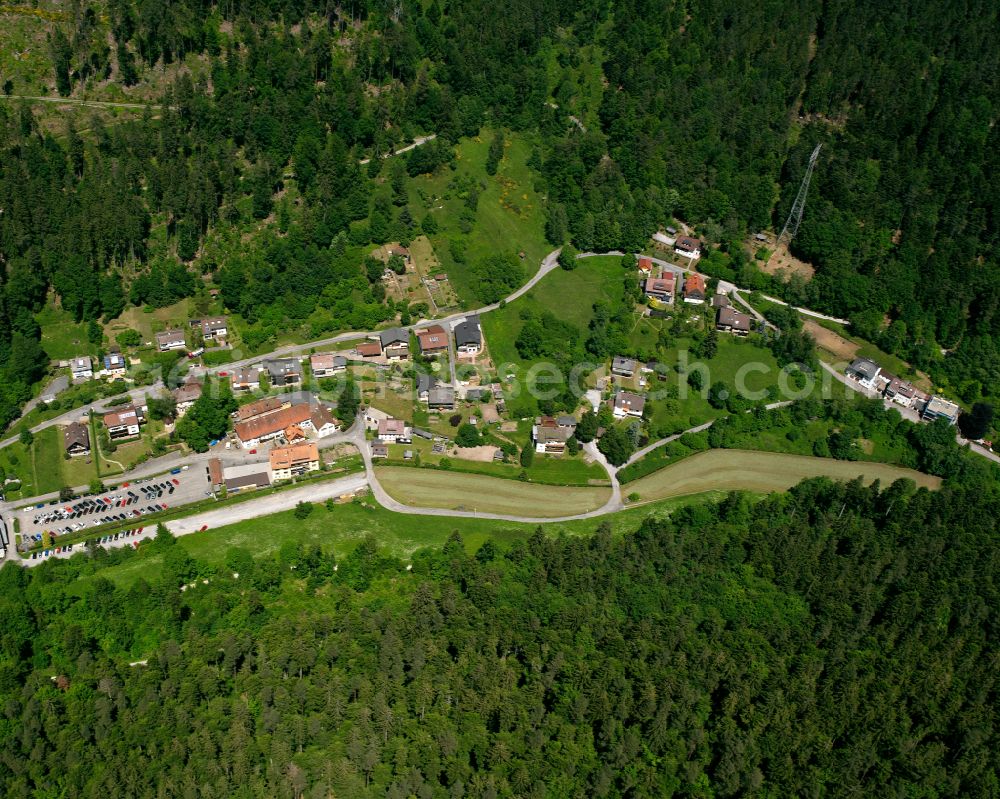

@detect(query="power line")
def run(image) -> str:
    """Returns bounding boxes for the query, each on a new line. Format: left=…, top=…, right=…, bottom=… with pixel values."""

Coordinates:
left=777, top=143, right=822, bottom=244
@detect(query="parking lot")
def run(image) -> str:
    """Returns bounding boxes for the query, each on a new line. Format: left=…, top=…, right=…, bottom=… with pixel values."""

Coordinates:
left=17, top=466, right=213, bottom=545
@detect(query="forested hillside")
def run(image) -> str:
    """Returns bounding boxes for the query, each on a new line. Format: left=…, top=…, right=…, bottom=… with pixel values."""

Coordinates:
left=1, top=478, right=998, bottom=796
left=1, top=0, right=998, bottom=406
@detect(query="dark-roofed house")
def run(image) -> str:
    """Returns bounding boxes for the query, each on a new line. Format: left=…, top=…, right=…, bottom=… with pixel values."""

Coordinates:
left=264, top=358, right=301, bottom=386
left=532, top=416, right=575, bottom=454
left=682, top=274, right=706, bottom=304
left=644, top=274, right=675, bottom=304
left=674, top=236, right=702, bottom=259
left=199, top=317, right=228, bottom=340
left=309, top=404, right=340, bottom=437
left=846, top=358, right=882, bottom=390
left=103, top=350, right=127, bottom=377
left=231, top=368, right=261, bottom=392
left=156, top=329, right=186, bottom=351
left=310, top=353, right=347, bottom=378
left=611, top=391, right=645, bottom=419
left=416, top=373, right=438, bottom=402
left=63, top=422, right=90, bottom=456
left=379, top=328, right=410, bottom=361
left=716, top=307, right=752, bottom=337
left=455, top=316, right=482, bottom=354
left=428, top=386, right=455, bottom=410
left=612, top=356, right=637, bottom=378
left=711, top=294, right=729, bottom=308
left=417, top=325, right=449, bottom=356
left=371, top=441, right=389, bottom=459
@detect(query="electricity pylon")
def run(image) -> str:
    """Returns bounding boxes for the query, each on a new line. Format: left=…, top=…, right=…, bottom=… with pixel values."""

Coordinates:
left=777, top=143, right=822, bottom=244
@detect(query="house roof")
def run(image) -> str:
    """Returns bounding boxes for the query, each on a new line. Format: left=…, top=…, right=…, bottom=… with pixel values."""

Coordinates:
left=644, top=275, right=675, bottom=294
left=417, top=325, right=448, bottom=352
left=638, top=257, right=653, bottom=272
left=234, top=403, right=311, bottom=442
left=310, top=403, right=339, bottom=431
left=711, top=294, right=729, bottom=307
left=454, top=317, right=481, bottom=347
left=232, top=368, right=260, bottom=385
left=235, top=396, right=285, bottom=422
left=310, top=353, right=345, bottom=371
left=886, top=377, right=916, bottom=398
left=225, top=472, right=271, bottom=490
left=556, top=415, right=577, bottom=427
left=676, top=235, right=701, bottom=252
left=848, top=358, right=881, bottom=380
left=683, top=273, right=706, bottom=296
left=270, top=442, right=319, bottom=470
left=63, top=422, right=89, bottom=451
left=417, top=373, right=438, bottom=393
left=265, top=358, right=300, bottom=377
left=207, top=458, right=223, bottom=487
left=534, top=416, right=573, bottom=444
left=612, top=356, right=637, bottom=372
left=156, top=329, right=185, bottom=345
left=357, top=341, right=382, bottom=357
left=378, top=418, right=407, bottom=435
left=428, top=387, right=455, bottom=406
left=371, top=441, right=389, bottom=456
left=284, top=424, right=307, bottom=442
left=103, top=405, right=140, bottom=428
left=924, top=396, right=960, bottom=419
left=71, top=356, right=92, bottom=371
left=200, top=316, right=227, bottom=333
left=379, top=328, right=409, bottom=347
left=613, top=391, right=645, bottom=414
left=717, top=306, right=752, bottom=331
left=173, top=381, right=202, bottom=404
left=104, top=352, right=126, bottom=368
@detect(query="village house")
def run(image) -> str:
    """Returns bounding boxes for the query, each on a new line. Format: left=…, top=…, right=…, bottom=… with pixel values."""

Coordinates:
left=716, top=306, right=752, bottom=336
left=222, top=463, right=271, bottom=493
left=387, top=244, right=411, bottom=263
left=231, top=367, right=261, bottom=392
left=532, top=415, right=576, bottom=455
left=198, top=316, right=228, bottom=340
left=173, top=380, right=203, bottom=417
left=207, top=458, right=224, bottom=492
left=846, top=358, right=882, bottom=390
left=309, top=404, right=340, bottom=437
left=63, top=422, right=90, bottom=457
left=269, top=442, right=320, bottom=481
left=428, top=386, right=456, bottom=410
left=70, top=356, right=93, bottom=381
left=264, top=358, right=301, bottom=386
left=103, top=350, right=127, bottom=377
left=637, top=257, right=653, bottom=276
left=310, top=353, right=347, bottom=378
left=884, top=377, right=918, bottom=408
left=370, top=441, right=389, bottom=459
left=234, top=402, right=314, bottom=447
left=379, top=328, right=410, bottom=361
left=378, top=418, right=410, bottom=443
left=103, top=404, right=144, bottom=440
left=612, top=356, right=637, bottom=378
left=674, top=236, right=702, bottom=259
left=454, top=316, right=482, bottom=354
left=612, top=391, right=645, bottom=419
left=235, top=395, right=289, bottom=423
left=356, top=341, right=382, bottom=359
left=155, top=329, right=186, bottom=352
left=644, top=274, right=675, bottom=304
left=682, top=273, right=706, bottom=304
left=711, top=293, right=729, bottom=308
left=417, top=324, right=449, bottom=356
left=922, top=396, right=960, bottom=425
left=416, top=373, right=438, bottom=402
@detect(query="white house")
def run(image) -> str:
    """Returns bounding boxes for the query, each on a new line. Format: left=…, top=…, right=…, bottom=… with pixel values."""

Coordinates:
left=846, top=358, right=882, bottom=391
left=612, top=391, right=645, bottom=419
left=70, top=356, right=93, bottom=381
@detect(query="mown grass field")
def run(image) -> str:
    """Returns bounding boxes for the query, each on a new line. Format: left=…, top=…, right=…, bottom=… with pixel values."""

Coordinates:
left=35, top=304, right=93, bottom=361
left=407, top=131, right=551, bottom=307
left=72, top=490, right=728, bottom=589
left=31, top=426, right=66, bottom=494
left=626, top=449, right=940, bottom=503
left=376, top=465, right=611, bottom=516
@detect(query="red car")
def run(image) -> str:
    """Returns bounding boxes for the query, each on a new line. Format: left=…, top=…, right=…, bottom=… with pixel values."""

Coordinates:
left=171, top=479, right=179, bottom=485
left=218, top=371, right=228, bottom=377
left=199, top=525, right=208, bottom=532
left=249, top=449, right=257, bottom=455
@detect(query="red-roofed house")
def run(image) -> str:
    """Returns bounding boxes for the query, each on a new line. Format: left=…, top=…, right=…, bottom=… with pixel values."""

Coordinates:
left=417, top=325, right=449, bottom=355
left=644, top=274, right=675, bottom=303
left=683, top=273, right=706, bottom=304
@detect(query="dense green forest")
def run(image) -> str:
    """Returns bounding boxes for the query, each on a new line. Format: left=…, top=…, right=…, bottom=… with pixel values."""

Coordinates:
left=0, top=477, right=997, bottom=796
left=1, top=0, right=999, bottom=424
